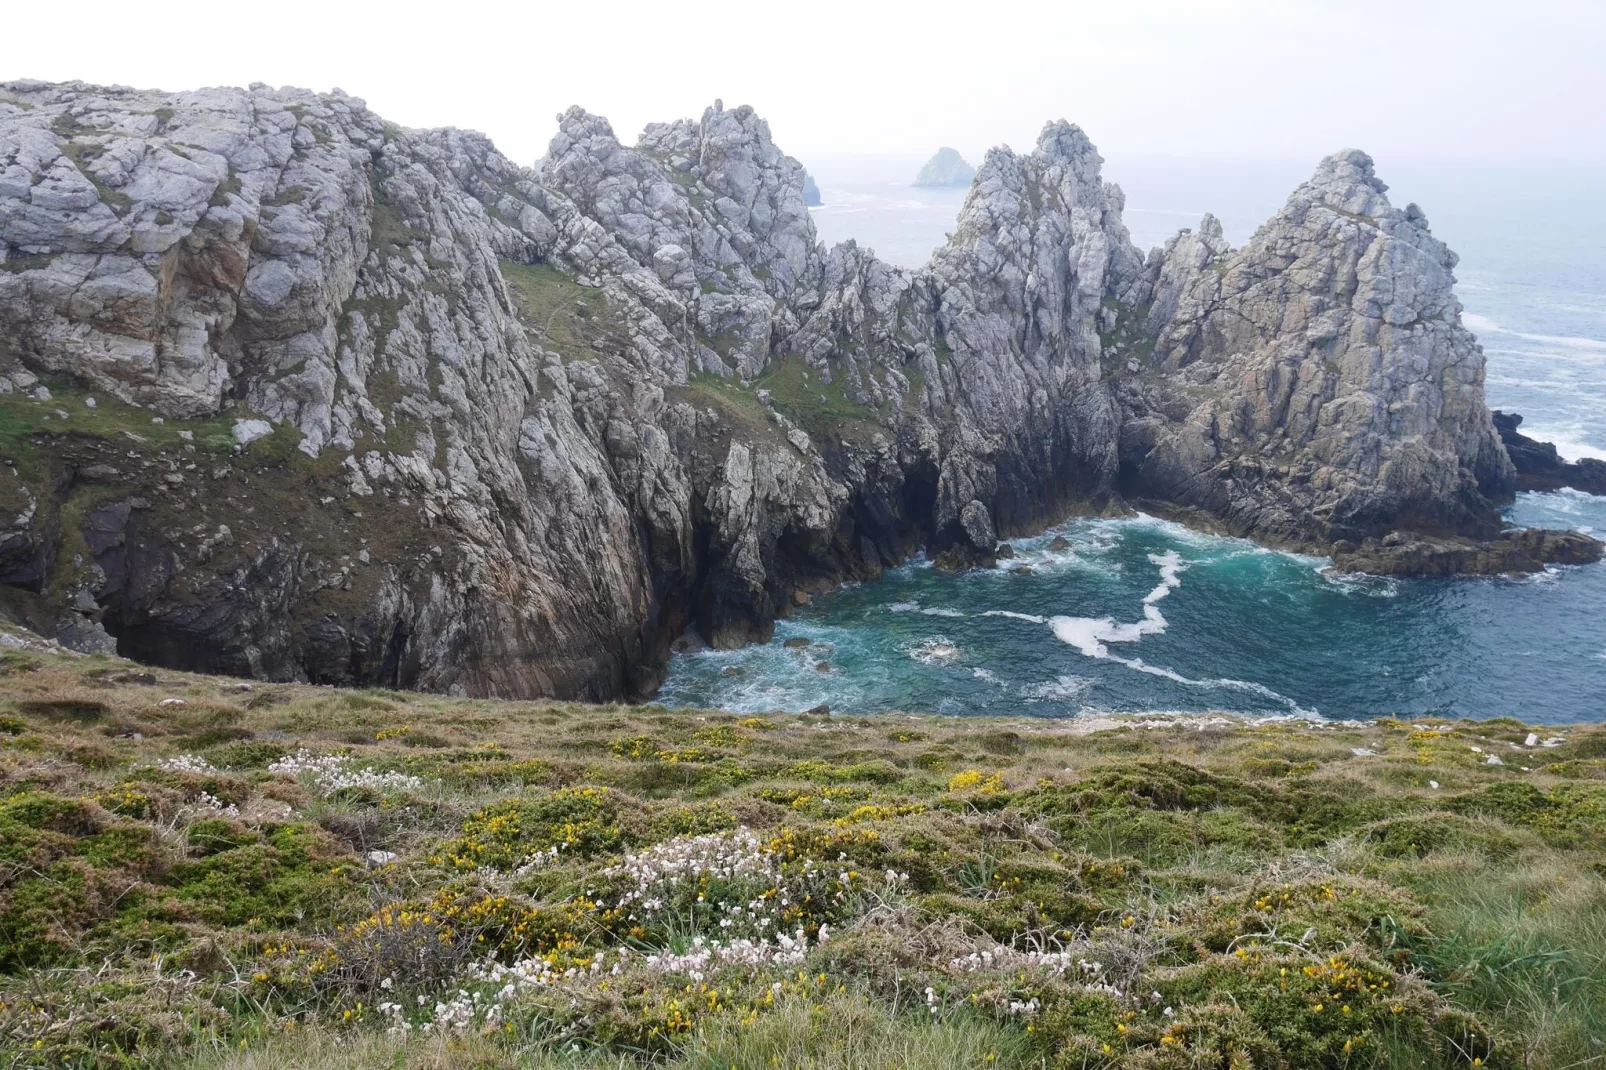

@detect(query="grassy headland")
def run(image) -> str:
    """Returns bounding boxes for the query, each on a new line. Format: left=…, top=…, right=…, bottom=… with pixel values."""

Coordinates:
left=0, top=625, right=1602, bottom=1068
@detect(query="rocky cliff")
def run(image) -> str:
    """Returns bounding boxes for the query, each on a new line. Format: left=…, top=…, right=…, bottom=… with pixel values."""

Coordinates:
left=0, top=80, right=1588, bottom=698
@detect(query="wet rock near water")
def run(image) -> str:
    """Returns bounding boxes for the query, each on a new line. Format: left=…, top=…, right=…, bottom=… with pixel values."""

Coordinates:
left=1332, top=528, right=1604, bottom=577
left=1492, top=412, right=1606, bottom=496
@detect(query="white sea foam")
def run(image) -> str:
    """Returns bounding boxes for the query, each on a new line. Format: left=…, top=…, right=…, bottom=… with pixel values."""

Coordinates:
left=982, top=610, right=1049, bottom=624
left=1019, top=675, right=1092, bottom=702
left=971, top=668, right=1005, bottom=686
left=1514, top=427, right=1606, bottom=462
left=1046, top=550, right=1185, bottom=657
left=1048, top=614, right=1163, bottom=658
left=1518, top=567, right=1563, bottom=587
left=887, top=601, right=920, bottom=613
left=1100, top=654, right=1312, bottom=713
left=1025, top=549, right=1316, bottom=714
left=907, top=637, right=961, bottom=665
left=1318, top=568, right=1400, bottom=598
left=1464, top=313, right=1606, bottom=354
left=921, top=607, right=966, bottom=618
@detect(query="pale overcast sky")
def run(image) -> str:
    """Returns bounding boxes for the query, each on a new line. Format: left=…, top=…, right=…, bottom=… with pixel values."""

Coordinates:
left=6, top=0, right=1603, bottom=168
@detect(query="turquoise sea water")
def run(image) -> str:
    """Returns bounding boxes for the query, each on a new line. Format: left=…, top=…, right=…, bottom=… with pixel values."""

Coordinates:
left=657, top=158, right=1606, bottom=723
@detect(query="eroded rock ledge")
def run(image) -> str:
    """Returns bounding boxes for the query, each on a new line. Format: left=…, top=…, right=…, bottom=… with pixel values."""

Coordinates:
left=1493, top=411, right=1606, bottom=496
left=0, top=80, right=1597, bottom=697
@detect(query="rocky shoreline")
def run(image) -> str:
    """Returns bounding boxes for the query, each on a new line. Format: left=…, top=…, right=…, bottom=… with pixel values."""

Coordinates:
left=1, top=80, right=1600, bottom=698
left=1493, top=410, right=1606, bottom=495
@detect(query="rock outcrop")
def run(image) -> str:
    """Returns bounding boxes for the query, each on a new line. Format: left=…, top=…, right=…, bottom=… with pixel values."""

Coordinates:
left=1492, top=411, right=1606, bottom=495
left=1332, top=528, right=1602, bottom=576
left=912, top=147, right=975, bottom=188
left=802, top=171, right=821, bottom=207
left=1116, top=150, right=1519, bottom=547
left=0, top=79, right=1592, bottom=697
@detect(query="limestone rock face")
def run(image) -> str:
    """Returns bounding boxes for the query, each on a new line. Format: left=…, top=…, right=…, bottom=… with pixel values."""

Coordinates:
left=0, top=81, right=1561, bottom=697
left=923, top=123, right=1145, bottom=541
left=0, top=80, right=671, bottom=696
left=913, top=147, right=975, bottom=188
left=538, top=101, right=820, bottom=379
left=1118, top=150, right=1517, bottom=547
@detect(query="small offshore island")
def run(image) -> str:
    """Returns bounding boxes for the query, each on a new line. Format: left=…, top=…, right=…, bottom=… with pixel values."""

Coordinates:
left=913, top=146, right=977, bottom=187
left=0, top=626, right=1601, bottom=1067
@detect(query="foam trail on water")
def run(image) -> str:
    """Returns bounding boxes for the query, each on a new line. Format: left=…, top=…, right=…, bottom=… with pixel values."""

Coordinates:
left=1104, top=654, right=1313, bottom=714
left=1019, top=549, right=1315, bottom=713
left=1144, top=550, right=1186, bottom=604
left=1048, top=551, right=1184, bottom=656
left=983, top=610, right=1049, bottom=624
left=1019, top=675, right=1092, bottom=701
left=1464, top=313, right=1606, bottom=354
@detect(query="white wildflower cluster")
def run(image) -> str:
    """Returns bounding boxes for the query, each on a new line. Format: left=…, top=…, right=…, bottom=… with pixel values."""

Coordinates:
left=267, top=749, right=423, bottom=796
left=378, top=829, right=862, bottom=1038
left=1007, top=997, right=1042, bottom=1017
left=606, top=827, right=777, bottom=908
left=194, top=791, right=240, bottom=818
left=599, top=827, right=831, bottom=941
left=948, top=947, right=1123, bottom=998
left=948, top=946, right=1099, bottom=977
left=158, top=754, right=217, bottom=775
left=640, top=926, right=826, bottom=982
left=378, top=952, right=616, bottom=1036
left=470, top=845, right=564, bottom=884
left=514, top=844, right=563, bottom=876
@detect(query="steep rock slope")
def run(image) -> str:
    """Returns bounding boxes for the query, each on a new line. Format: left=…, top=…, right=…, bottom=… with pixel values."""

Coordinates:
left=0, top=80, right=1575, bottom=697
left=1117, top=151, right=1515, bottom=546
left=0, top=82, right=678, bottom=696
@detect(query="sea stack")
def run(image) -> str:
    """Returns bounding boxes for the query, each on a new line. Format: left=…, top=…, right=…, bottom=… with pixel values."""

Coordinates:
left=913, top=147, right=975, bottom=187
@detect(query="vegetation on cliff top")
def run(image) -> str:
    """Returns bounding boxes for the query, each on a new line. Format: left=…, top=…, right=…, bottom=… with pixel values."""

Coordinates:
left=0, top=625, right=1602, bottom=1068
